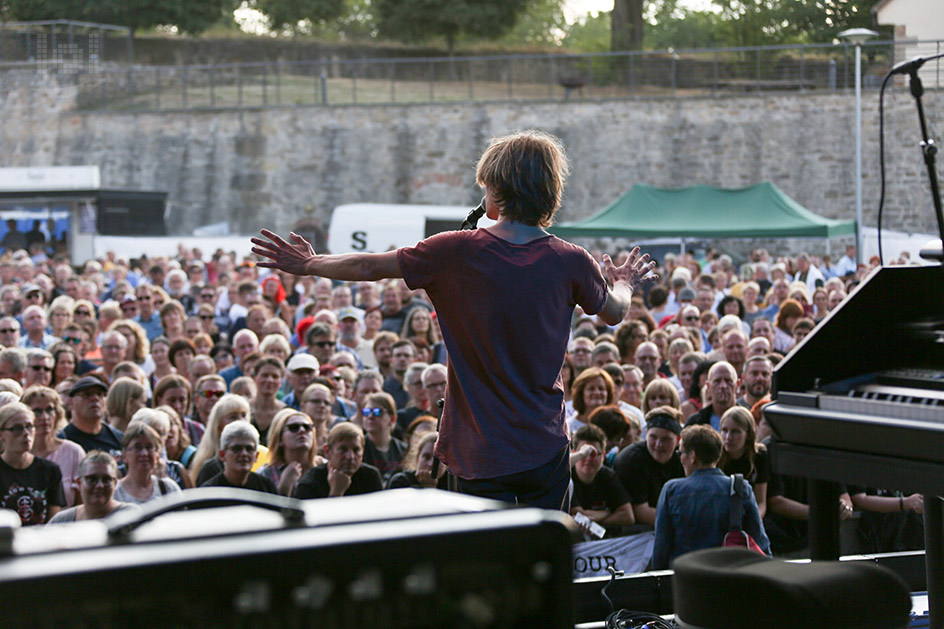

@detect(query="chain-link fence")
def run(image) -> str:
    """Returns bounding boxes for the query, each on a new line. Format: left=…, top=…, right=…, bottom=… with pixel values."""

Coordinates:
left=61, top=37, right=944, bottom=111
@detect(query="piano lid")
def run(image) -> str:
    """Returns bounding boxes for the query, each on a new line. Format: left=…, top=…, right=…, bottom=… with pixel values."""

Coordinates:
left=772, top=264, right=944, bottom=396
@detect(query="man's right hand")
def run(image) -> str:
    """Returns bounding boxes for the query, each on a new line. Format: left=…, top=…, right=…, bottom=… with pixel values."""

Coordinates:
left=327, top=465, right=352, bottom=497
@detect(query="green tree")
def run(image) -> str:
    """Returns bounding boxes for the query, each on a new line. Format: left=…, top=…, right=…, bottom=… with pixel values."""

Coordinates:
left=611, top=0, right=644, bottom=50
left=374, top=0, right=530, bottom=54
left=644, top=0, right=726, bottom=50
left=255, top=0, right=346, bottom=35
left=561, top=11, right=611, bottom=53
left=4, top=0, right=234, bottom=35
left=500, top=0, right=567, bottom=47
left=779, top=0, right=879, bottom=43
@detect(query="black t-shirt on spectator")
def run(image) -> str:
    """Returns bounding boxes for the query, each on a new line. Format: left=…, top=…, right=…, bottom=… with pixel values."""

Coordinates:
left=294, top=463, right=383, bottom=499
left=363, top=437, right=407, bottom=484
left=572, top=466, right=630, bottom=537
left=60, top=422, right=123, bottom=459
left=613, top=441, right=684, bottom=509
left=200, top=471, right=278, bottom=495
left=0, top=456, right=65, bottom=525
left=196, top=456, right=223, bottom=486
left=721, top=447, right=770, bottom=487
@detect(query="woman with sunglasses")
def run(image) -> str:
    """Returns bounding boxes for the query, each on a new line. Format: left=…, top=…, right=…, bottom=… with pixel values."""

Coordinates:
left=0, top=402, right=65, bottom=524
left=47, top=451, right=139, bottom=523
left=258, top=408, right=323, bottom=496
left=23, top=386, right=83, bottom=508
left=359, top=392, right=407, bottom=485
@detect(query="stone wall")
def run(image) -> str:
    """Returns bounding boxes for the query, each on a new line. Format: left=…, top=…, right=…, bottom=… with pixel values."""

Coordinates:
left=1, top=70, right=941, bottom=257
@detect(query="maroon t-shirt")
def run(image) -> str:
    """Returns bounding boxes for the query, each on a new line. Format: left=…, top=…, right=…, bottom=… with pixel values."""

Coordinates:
left=398, top=229, right=607, bottom=479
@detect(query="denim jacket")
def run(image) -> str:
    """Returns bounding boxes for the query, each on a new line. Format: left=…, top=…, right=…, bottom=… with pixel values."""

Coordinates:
left=652, top=467, right=771, bottom=570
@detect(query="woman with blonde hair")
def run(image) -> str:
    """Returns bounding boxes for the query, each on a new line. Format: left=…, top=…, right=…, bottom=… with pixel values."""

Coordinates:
left=159, top=300, right=186, bottom=341
left=109, top=319, right=153, bottom=375
left=641, top=379, right=681, bottom=415
left=131, top=407, right=194, bottom=489
left=0, top=402, right=65, bottom=524
left=105, top=377, right=147, bottom=433
left=718, top=405, right=769, bottom=517
left=257, top=408, right=321, bottom=496
left=23, top=385, right=85, bottom=507
left=387, top=431, right=444, bottom=489
left=47, top=296, right=74, bottom=339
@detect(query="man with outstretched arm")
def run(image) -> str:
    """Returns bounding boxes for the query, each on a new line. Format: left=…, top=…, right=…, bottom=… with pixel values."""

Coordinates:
left=253, top=130, right=655, bottom=510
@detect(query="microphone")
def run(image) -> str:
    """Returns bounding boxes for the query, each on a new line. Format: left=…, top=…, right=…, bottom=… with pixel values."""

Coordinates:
left=460, top=197, right=487, bottom=230
left=890, top=56, right=927, bottom=76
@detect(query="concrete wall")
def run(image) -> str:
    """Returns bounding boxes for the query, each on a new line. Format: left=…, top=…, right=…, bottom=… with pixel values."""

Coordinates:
left=1, top=70, right=941, bottom=255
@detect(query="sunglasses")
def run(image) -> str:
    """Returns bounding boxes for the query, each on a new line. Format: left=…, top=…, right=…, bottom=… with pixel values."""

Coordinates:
left=199, top=315, right=214, bottom=320
left=82, top=474, right=116, bottom=487
left=62, top=337, right=82, bottom=345
left=361, top=407, right=385, bottom=417
left=2, top=423, right=34, bottom=434
left=285, top=423, right=314, bottom=434
left=75, top=310, right=91, bottom=316
left=312, top=341, right=336, bottom=348
left=198, top=389, right=225, bottom=399
left=226, top=444, right=256, bottom=454
left=30, top=365, right=52, bottom=372
left=0, top=328, right=17, bottom=334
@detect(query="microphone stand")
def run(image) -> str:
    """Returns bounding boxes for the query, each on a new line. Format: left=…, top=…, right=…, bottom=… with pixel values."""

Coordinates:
left=905, top=67, right=944, bottom=260
left=428, top=197, right=486, bottom=485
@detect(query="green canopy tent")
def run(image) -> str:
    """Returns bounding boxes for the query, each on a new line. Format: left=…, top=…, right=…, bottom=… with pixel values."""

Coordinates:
left=550, top=182, right=856, bottom=241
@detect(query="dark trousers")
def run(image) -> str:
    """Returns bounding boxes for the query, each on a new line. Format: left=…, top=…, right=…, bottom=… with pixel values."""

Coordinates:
left=454, top=447, right=571, bottom=511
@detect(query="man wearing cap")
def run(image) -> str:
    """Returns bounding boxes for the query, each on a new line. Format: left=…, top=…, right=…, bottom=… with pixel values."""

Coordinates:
left=18, top=283, right=45, bottom=313
left=60, top=376, right=123, bottom=458
left=336, top=306, right=374, bottom=369
left=281, top=353, right=320, bottom=410
left=18, top=305, right=58, bottom=350
left=614, top=406, right=685, bottom=528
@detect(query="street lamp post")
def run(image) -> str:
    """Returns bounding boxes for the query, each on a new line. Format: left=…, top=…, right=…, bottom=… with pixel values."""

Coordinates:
left=838, top=28, right=879, bottom=265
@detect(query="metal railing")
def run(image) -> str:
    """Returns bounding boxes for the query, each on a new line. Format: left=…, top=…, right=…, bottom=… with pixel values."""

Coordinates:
left=58, top=38, right=944, bottom=111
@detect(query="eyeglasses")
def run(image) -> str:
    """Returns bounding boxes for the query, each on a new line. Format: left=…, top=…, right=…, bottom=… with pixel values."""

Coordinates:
left=198, top=389, right=225, bottom=399
left=127, top=443, right=157, bottom=453
left=75, top=310, right=91, bottom=316
left=200, top=294, right=215, bottom=300
left=226, top=444, right=256, bottom=454
left=361, top=407, right=385, bottom=417
left=102, top=344, right=125, bottom=351
left=312, top=341, right=336, bottom=348
left=425, top=380, right=447, bottom=389
left=571, top=348, right=591, bottom=355
left=0, top=328, right=17, bottom=334
left=285, top=423, right=314, bottom=434
left=81, top=474, right=116, bottom=487
left=63, top=337, right=83, bottom=345
left=2, top=423, right=35, bottom=434
left=683, top=316, right=699, bottom=322
left=304, top=398, right=331, bottom=406
left=30, top=365, right=52, bottom=372
left=199, top=315, right=214, bottom=320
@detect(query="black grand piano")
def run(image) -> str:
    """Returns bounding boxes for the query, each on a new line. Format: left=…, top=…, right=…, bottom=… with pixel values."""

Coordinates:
left=764, top=263, right=944, bottom=628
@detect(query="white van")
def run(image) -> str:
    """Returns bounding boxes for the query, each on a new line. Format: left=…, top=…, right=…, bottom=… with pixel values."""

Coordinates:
left=327, top=203, right=495, bottom=254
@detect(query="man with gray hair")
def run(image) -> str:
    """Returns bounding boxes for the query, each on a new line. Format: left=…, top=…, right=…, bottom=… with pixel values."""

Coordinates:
left=421, top=363, right=448, bottom=421
left=0, top=315, right=20, bottom=348
left=0, top=347, right=26, bottom=382
left=591, top=341, right=620, bottom=368
left=396, top=362, right=431, bottom=433
left=19, top=305, right=57, bottom=350
left=24, top=348, right=53, bottom=388
left=99, top=330, right=128, bottom=382
left=200, top=420, right=277, bottom=494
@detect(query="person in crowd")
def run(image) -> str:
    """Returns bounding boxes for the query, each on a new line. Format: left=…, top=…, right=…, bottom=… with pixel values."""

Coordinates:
left=48, top=451, right=139, bottom=523
left=131, top=407, right=194, bottom=489
left=614, top=320, right=650, bottom=366
left=114, top=422, right=182, bottom=504
left=250, top=356, right=286, bottom=445
left=23, top=385, right=84, bottom=507
left=191, top=393, right=267, bottom=485
left=23, top=349, right=54, bottom=389
left=0, top=402, right=65, bottom=524
left=259, top=333, right=290, bottom=365
left=200, top=421, right=277, bottom=494
left=664, top=338, right=694, bottom=395
left=641, top=379, right=681, bottom=416
left=652, top=424, right=770, bottom=569
left=567, top=367, right=616, bottom=436
left=219, top=329, right=259, bottom=388
left=148, top=336, right=175, bottom=389
left=720, top=329, right=748, bottom=376
left=634, top=341, right=663, bottom=389
left=560, top=356, right=575, bottom=404
left=387, top=430, right=446, bottom=489
left=395, top=362, right=431, bottom=434
left=61, top=376, right=123, bottom=458
left=110, top=319, right=153, bottom=376
left=300, top=383, right=340, bottom=451
left=589, top=405, right=638, bottom=467
left=620, top=364, right=645, bottom=410
left=133, top=284, right=163, bottom=341
left=257, top=408, right=321, bottom=496
left=165, top=407, right=198, bottom=471
left=718, top=406, right=770, bottom=517
left=191, top=374, right=226, bottom=428
left=568, top=336, right=594, bottom=375
left=570, top=424, right=634, bottom=537
left=159, top=301, right=187, bottom=342
left=685, top=361, right=738, bottom=431
left=381, top=339, right=416, bottom=410
left=168, top=338, right=196, bottom=378
left=19, top=305, right=58, bottom=350
left=294, top=422, right=383, bottom=499
left=253, top=130, right=655, bottom=510
left=614, top=406, right=685, bottom=527
left=773, top=298, right=804, bottom=353
left=153, top=374, right=204, bottom=447
left=360, top=391, right=407, bottom=484
left=104, top=377, right=147, bottom=433
left=737, top=356, right=773, bottom=409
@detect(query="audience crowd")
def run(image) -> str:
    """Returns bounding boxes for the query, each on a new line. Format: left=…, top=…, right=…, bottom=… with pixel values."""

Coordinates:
left=0, top=239, right=924, bottom=567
